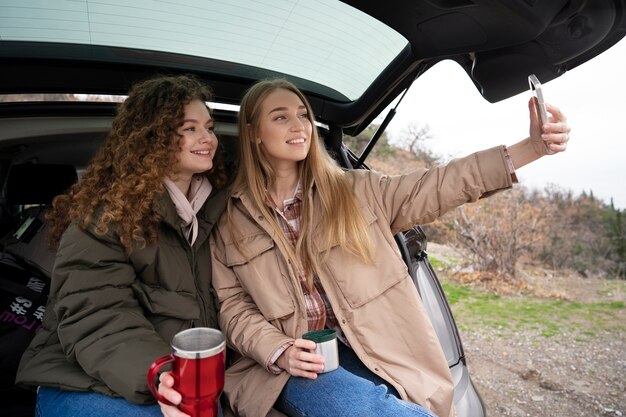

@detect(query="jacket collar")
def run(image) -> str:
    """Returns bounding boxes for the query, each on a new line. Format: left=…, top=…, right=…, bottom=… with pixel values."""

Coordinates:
left=155, top=186, right=229, bottom=244
left=154, top=192, right=183, bottom=230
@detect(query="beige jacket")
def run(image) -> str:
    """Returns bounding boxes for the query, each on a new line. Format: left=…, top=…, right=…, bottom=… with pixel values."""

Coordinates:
left=211, top=146, right=513, bottom=417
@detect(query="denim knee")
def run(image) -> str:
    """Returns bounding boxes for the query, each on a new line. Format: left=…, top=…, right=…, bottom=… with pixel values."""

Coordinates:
left=276, top=366, right=437, bottom=417
left=36, top=387, right=163, bottom=417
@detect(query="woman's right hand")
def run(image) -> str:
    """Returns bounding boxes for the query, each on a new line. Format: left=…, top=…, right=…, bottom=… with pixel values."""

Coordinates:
left=276, top=338, right=325, bottom=379
left=157, top=371, right=190, bottom=417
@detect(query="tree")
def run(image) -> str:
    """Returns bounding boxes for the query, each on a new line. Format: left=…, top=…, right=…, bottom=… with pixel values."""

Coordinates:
left=540, top=187, right=614, bottom=276
left=343, top=124, right=395, bottom=160
left=452, top=187, right=550, bottom=279
left=393, top=122, right=440, bottom=167
left=605, top=201, right=626, bottom=277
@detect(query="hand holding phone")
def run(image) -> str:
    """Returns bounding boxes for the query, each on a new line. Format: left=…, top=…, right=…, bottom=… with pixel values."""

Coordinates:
left=528, top=74, right=555, bottom=155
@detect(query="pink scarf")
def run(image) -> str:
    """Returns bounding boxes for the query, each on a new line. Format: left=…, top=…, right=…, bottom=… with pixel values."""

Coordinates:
left=163, top=176, right=212, bottom=245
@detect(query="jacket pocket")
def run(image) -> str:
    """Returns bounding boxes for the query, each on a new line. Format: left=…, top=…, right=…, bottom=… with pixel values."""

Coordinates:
left=223, top=233, right=295, bottom=321
left=326, top=257, right=406, bottom=309
left=322, top=205, right=408, bottom=309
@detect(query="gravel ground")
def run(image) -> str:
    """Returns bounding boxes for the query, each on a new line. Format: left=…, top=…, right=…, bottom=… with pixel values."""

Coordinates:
left=461, top=328, right=624, bottom=417
left=427, top=243, right=625, bottom=417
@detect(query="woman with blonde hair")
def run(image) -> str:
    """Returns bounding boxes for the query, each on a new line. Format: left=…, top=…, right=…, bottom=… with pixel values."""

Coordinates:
left=16, top=74, right=229, bottom=417
left=159, top=78, right=570, bottom=417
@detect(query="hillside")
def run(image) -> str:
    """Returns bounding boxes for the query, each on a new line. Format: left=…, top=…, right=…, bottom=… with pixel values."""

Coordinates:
left=363, top=142, right=625, bottom=281
left=365, top=147, right=429, bottom=175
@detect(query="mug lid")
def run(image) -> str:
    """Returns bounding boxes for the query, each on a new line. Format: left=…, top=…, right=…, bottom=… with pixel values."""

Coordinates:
left=171, top=327, right=225, bottom=359
left=302, top=329, right=337, bottom=343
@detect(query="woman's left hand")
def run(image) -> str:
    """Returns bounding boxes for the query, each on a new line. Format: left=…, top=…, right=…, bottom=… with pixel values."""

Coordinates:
left=276, top=338, right=325, bottom=378
left=157, top=371, right=191, bottom=417
left=529, top=99, right=571, bottom=155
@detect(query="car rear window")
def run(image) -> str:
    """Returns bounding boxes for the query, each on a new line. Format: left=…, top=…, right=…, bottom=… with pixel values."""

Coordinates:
left=0, top=0, right=408, bottom=101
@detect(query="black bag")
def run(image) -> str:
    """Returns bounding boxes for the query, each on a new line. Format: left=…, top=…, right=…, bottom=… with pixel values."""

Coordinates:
left=0, top=251, right=50, bottom=417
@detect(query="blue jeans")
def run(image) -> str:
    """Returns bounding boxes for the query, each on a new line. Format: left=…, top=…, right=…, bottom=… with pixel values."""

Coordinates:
left=36, top=386, right=225, bottom=417
left=36, top=387, right=163, bottom=417
left=275, top=342, right=439, bottom=417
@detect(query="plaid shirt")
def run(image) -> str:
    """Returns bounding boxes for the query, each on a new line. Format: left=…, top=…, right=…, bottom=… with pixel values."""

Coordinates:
left=270, top=182, right=340, bottom=332
left=266, top=183, right=346, bottom=372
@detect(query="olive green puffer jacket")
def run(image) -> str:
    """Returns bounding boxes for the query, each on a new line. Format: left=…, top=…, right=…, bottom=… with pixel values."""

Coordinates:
left=16, top=188, right=228, bottom=404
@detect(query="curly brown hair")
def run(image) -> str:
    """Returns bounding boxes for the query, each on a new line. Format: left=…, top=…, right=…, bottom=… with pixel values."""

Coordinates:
left=47, top=74, right=228, bottom=252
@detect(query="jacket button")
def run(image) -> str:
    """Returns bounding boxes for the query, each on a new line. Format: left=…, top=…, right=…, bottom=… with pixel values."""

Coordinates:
left=375, top=367, right=380, bottom=372
left=342, top=319, right=346, bottom=324
left=258, top=215, right=264, bottom=221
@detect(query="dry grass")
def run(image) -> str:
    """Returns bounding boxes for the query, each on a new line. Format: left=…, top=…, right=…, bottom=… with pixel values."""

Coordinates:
left=428, top=243, right=625, bottom=303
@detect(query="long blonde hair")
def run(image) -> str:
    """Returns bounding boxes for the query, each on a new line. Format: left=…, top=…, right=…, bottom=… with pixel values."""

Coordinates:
left=227, top=79, right=372, bottom=286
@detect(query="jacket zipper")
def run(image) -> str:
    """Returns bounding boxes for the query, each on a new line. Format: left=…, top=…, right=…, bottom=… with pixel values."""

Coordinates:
left=182, top=225, right=205, bottom=327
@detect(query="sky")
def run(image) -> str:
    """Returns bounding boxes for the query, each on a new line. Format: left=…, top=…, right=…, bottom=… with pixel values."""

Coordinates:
left=384, top=38, right=626, bottom=209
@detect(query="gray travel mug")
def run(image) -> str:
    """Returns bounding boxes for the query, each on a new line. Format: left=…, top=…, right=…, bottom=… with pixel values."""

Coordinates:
left=302, top=329, right=339, bottom=373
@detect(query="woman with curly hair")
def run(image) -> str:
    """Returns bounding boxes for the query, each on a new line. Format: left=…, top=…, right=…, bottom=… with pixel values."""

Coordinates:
left=16, top=74, right=229, bottom=417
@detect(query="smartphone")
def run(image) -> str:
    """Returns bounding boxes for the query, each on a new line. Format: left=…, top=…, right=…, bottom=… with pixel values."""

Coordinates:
left=528, top=74, right=555, bottom=154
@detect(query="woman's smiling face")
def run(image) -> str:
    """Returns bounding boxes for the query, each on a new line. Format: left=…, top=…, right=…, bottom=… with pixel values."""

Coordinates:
left=256, top=88, right=312, bottom=170
left=175, top=99, right=218, bottom=179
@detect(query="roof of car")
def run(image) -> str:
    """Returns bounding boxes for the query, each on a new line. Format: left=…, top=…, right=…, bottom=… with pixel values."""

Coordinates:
left=1, top=0, right=624, bottom=133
